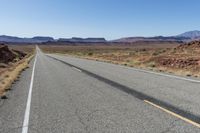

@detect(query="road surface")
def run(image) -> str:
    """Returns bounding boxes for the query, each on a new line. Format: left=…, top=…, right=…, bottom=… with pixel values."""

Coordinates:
left=0, top=46, right=200, bottom=133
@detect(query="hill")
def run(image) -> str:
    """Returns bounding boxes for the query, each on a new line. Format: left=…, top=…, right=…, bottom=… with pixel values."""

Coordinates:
left=113, top=30, right=200, bottom=43
left=177, top=30, right=200, bottom=39
left=112, top=36, right=189, bottom=43
left=0, top=44, right=26, bottom=64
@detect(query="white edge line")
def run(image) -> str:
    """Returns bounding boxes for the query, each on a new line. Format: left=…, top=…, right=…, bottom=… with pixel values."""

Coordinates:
left=47, top=54, right=200, bottom=83
left=22, top=54, right=37, bottom=133
left=128, top=67, right=200, bottom=83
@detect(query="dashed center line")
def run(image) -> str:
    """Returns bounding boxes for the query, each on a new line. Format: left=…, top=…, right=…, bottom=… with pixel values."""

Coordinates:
left=72, top=67, right=82, bottom=72
left=47, top=54, right=200, bottom=129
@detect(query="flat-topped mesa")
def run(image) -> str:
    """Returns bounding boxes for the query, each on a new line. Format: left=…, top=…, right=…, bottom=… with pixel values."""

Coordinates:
left=32, top=36, right=54, bottom=42
left=58, top=37, right=107, bottom=43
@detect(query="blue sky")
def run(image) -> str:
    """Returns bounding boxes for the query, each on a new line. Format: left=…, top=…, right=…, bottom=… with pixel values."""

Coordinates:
left=0, top=0, right=199, bottom=40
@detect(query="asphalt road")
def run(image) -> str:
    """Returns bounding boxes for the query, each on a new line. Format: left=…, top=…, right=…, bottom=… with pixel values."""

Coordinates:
left=1, top=47, right=200, bottom=133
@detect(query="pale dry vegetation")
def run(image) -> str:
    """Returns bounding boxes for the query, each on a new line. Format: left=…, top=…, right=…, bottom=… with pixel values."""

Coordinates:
left=0, top=44, right=35, bottom=97
left=0, top=55, right=34, bottom=97
left=39, top=41, right=200, bottom=78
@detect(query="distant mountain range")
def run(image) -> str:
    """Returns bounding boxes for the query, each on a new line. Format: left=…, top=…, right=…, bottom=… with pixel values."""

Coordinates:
left=177, top=30, right=200, bottom=39
left=0, top=35, right=54, bottom=43
left=113, top=30, right=200, bottom=43
left=0, top=35, right=106, bottom=43
left=112, top=36, right=190, bottom=43
left=0, top=30, right=200, bottom=43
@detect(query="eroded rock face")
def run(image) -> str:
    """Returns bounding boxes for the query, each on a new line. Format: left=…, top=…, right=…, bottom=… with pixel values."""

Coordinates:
left=0, top=43, right=26, bottom=64
left=0, top=44, right=16, bottom=63
left=158, top=58, right=199, bottom=68
left=178, top=41, right=200, bottom=49
left=151, top=41, right=200, bottom=69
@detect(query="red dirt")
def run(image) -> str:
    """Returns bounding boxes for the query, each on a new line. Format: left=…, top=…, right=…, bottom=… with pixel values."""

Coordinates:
left=177, top=41, right=200, bottom=49
left=153, top=41, right=200, bottom=70
left=155, top=57, right=199, bottom=68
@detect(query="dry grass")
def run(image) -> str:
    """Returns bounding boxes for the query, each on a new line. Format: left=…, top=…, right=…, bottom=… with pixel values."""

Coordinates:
left=0, top=54, right=34, bottom=97
left=8, top=45, right=35, bottom=54
left=39, top=42, right=200, bottom=78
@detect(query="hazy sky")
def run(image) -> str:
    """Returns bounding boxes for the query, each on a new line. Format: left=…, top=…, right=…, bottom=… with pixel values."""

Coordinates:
left=0, top=0, right=199, bottom=40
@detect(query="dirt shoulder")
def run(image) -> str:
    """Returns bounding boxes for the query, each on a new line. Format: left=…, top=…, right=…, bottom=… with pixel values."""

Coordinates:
left=0, top=44, right=35, bottom=98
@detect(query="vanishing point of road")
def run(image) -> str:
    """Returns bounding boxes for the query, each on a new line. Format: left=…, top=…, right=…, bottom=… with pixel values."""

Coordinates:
left=1, top=46, right=200, bottom=133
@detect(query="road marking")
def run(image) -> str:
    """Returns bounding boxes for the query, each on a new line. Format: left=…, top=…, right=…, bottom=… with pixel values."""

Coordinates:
left=47, top=54, right=200, bottom=128
left=72, top=67, right=82, bottom=72
left=144, top=100, right=200, bottom=128
left=22, top=54, right=37, bottom=133
left=48, top=54, right=200, bottom=83
left=124, top=67, right=200, bottom=83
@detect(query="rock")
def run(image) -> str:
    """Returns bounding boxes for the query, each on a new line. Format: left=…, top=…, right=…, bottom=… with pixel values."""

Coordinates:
left=0, top=44, right=26, bottom=64
left=1, top=94, right=7, bottom=99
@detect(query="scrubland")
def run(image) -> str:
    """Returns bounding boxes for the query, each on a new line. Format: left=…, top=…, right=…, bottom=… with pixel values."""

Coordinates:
left=40, top=41, right=200, bottom=78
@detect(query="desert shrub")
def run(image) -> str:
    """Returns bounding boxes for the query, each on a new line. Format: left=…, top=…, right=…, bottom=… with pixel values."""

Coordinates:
left=186, top=74, right=192, bottom=77
left=147, top=62, right=156, bottom=68
left=129, top=52, right=136, bottom=56
left=141, top=48, right=147, bottom=52
left=153, top=49, right=166, bottom=56
left=88, top=52, right=93, bottom=56
left=161, top=49, right=166, bottom=53
left=153, top=52, right=159, bottom=56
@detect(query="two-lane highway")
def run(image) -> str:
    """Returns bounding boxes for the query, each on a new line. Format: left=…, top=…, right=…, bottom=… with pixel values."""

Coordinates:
left=0, top=47, right=200, bottom=133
